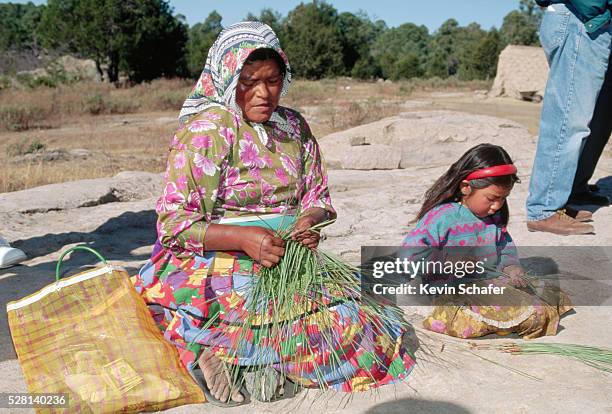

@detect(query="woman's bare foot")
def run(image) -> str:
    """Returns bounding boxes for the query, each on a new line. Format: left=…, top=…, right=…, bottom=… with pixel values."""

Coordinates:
left=198, top=349, right=244, bottom=403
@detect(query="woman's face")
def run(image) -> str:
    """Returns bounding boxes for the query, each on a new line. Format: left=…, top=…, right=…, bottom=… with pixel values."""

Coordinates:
left=235, top=58, right=283, bottom=123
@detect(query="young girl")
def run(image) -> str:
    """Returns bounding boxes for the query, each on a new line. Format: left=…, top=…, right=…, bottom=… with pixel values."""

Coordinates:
left=402, top=143, right=572, bottom=339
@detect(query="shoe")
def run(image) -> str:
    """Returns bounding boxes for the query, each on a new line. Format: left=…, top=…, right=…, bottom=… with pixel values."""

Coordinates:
left=568, top=191, right=610, bottom=206
left=190, top=366, right=248, bottom=407
left=527, top=211, right=594, bottom=235
left=0, top=246, right=27, bottom=268
left=560, top=206, right=592, bottom=222
left=588, top=184, right=600, bottom=193
left=242, top=366, right=300, bottom=402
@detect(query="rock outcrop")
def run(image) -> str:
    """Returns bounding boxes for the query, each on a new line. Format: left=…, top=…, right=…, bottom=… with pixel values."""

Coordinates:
left=490, top=45, right=548, bottom=101
left=320, top=110, right=534, bottom=170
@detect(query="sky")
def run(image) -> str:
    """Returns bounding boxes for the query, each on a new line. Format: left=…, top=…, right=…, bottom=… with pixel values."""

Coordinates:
left=2, top=0, right=522, bottom=32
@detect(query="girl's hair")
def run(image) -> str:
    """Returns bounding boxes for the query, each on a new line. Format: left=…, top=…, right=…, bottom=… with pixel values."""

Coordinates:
left=244, top=48, right=287, bottom=76
left=416, top=143, right=519, bottom=225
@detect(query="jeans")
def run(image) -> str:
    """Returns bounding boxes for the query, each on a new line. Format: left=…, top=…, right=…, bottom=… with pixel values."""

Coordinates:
left=526, top=3, right=612, bottom=221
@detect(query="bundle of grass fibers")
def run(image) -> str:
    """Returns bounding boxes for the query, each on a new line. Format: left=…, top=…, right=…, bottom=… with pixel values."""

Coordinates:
left=217, top=218, right=407, bottom=400
left=474, top=342, right=612, bottom=374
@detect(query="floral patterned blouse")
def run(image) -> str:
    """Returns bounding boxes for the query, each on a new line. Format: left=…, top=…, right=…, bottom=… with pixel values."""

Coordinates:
left=155, top=104, right=335, bottom=258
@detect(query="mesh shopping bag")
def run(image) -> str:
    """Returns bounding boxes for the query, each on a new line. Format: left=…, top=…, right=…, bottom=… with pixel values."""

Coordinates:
left=7, top=245, right=205, bottom=413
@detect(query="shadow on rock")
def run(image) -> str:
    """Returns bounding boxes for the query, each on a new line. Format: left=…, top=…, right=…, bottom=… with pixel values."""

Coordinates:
left=595, top=176, right=612, bottom=200
left=10, top=210, right=157, bottom=261
left=365, top=398, right=471, bottom=414
left=0, top=209, right=158, bottom=362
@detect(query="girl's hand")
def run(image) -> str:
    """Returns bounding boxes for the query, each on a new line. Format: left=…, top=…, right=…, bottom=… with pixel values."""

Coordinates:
left=240, top=226, right=285, bottom=268
left=503, top=264, right=527, bottom=287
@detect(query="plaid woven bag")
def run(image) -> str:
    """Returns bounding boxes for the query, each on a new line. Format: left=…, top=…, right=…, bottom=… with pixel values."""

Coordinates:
left=7, top=246, right=205, bottom=413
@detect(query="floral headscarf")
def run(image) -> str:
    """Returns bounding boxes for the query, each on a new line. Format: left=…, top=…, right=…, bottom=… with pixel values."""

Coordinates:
left=179, top=21, right=292, bottom=133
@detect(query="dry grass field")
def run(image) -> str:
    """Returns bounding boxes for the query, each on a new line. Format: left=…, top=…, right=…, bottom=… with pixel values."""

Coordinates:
left=0, top=77, right=544, bottom=194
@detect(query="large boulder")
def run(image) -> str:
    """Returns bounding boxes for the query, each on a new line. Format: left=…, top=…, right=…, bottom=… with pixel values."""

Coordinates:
left=490, top=45, right=549, bottom=101
left=0, top=171, right=162, bottom=214
left=320, top=110, right=534, bottom=170
left=329, top=144, right=401, bottom=170
left=15, top=55, right=101, bottom=83
left=51, top=55, right=101, bottom=81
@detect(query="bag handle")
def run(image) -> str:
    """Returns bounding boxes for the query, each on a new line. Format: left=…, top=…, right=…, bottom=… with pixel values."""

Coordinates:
left=55, top=245, right=108, bottom=281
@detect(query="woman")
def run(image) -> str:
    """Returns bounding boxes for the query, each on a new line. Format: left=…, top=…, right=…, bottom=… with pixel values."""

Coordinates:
left=134, top=22, right=415, bottom=405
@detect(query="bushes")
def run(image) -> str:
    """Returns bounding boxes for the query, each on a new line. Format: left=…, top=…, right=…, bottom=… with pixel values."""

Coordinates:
left=6, top=139, right=45, bottom=156
left=12, top=66, right=84, bottom=89
left=0, top=76, right=11, bottom=90
left=0, top=78, right=192, bottom=130
left=392, top=53, right=423, bottom=80
left=83, top=92, right=138, bottom=115
left=0, top=105, right=45, bottom=131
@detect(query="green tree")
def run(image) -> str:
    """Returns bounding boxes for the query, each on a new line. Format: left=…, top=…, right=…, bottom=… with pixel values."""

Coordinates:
left=351, top=54, right=381, bottom=79
left=39, top=0, right=188, bottom=83
left=475, top=29, right=502, bottom=80
left=501, top=11, right=539, bottom=46
left=426, top=49, right=449, bottom=78
left=282, top=1, right=344, bottom=79
left=393, top=53, right=421, bottom=80
left=426, top=18, right=460, bottom=78
left=336, top=11, right=385, bottom=77
left=462, top=28, right=502, bottom=80
left=500, top=0, right=542, bottom=46
left=187, top=11, right=223, bottom=77
left=519, top=0, right=544, bottom=21
left=245, top=8, right=285, bottom=43
left=427, top=19, right=501, bottom=80
left=372, top=22, right=430, bottom=79
left=0, top=2, right=45, bottom=51
left=455, top=22, right=488, bottom=80
left=120, top=1, right=189, bottom=82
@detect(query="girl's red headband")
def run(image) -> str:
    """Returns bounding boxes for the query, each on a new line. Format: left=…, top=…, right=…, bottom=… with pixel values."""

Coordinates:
left=465, top=164, right=517, bottom=181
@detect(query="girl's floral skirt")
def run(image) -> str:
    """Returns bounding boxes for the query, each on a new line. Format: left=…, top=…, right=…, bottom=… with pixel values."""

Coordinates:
left=423, top=278, right=573, bottom=340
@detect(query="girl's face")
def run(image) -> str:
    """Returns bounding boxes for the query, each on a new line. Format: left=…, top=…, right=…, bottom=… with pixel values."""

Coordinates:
left=460, top=182, right=512, bottom=218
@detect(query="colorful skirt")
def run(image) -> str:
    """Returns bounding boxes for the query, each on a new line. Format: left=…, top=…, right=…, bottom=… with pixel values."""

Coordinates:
left=133, top=215, right=415, bottom=392
left=423, top=278, right=573, bottom=339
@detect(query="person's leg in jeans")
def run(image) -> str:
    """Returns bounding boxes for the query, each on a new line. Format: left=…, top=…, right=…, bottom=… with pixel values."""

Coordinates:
left=570, top=52, right=612, bottom=201
left=526, top=4, right=612, bottom=229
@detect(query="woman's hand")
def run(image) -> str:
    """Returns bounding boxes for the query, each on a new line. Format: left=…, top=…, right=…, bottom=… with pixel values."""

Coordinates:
left=239, top=226, right=285, bottom=268
left=204, top=224, right=285, bottom=268
left=291, top=214, right=321, bottom=250
left=503, top=264, right=527, bottom=287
